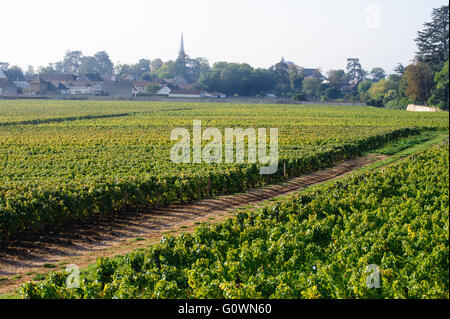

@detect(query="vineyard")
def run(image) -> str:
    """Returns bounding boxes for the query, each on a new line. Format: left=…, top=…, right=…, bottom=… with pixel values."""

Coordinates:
left=19, top=144, right=449, bottom=298
left=0, top=100, right=448, bottom=247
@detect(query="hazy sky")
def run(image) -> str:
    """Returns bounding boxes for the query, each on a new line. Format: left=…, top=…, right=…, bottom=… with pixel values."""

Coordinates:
left=1, top=0, right=447, bottom=73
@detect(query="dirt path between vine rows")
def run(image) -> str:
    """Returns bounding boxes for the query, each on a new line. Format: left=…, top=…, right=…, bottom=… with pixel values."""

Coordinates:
left=0, top=154, right=385, bottom=296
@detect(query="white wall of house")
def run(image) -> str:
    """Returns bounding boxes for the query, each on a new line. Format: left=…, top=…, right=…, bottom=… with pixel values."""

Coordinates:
left=168, top=93, right=202, bottom=98
left=68, top=84, right=102, bottom=95
left=157, top=86, right=171, bottom=95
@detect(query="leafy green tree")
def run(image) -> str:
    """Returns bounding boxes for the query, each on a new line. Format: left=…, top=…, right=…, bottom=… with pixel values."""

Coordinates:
left=116, top=59, right=151, bottom=80
left=327, top=70, right=348, bottom=89
left=140, top=72, right=155, bottom=81
left=62, top=50, right=83, bottom=74
left=368, top=79, right=397, bottom=101
left=220, top=63, right=254, bottom=96
left=428, top=60, right=449, bottom=110
left=251, top=68, right=274, bottom=95
left=404, top=62, right=435, bottom=104
left=369, top=67, right=386, bottom=82
left=323, top=87, right=342, bottom=100
left=358, top=80, right=372, bottom=94
left=269, top=61, right=290, bottom=95
left=415, top=5, right=449, bottom=71
left=388, top=74, right=401, bottom=84
left=357, top=80, right=372, bottom=102
left=288, top=66, right=305, bottom=92
left=292, top=93, right=306, bottom=101
left=150, top=59, right=163, bottom=72
left=155, top=61, right=175, bottom=79
left=302, top=77, right=320, bottom=98
left=146, top=84, right=161, bottom=95
left=198, top=62, right=225, bottom=91
left=134, top=59, right=151, bottom=77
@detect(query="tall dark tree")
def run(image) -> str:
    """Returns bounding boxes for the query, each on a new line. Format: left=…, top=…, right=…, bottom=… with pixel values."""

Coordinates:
left=394, top=63, right=406, bottom=76
left=79, top=56, right=98, bottom=74
left=346, top=58, right=363, bottom=83
left=369, top=67, right=386, bottom=82
left=62, top=50, right=83, bottom=74
left=415, top=5, right=449, bottom=71
left=3, top=66, right=25, bottom=81
left=388, top=63, right=406, bottom=84
left=94, top=51, right=114, bottom=74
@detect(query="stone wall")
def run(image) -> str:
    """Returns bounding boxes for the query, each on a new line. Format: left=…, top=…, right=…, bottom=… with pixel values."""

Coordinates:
left=406, top=104, right=442, bottom=112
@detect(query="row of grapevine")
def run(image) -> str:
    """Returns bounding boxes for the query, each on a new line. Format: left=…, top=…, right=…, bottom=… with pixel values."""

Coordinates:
left=0, top=127, right=422, bottom=246
left=20, top=144, right=449, bottom=298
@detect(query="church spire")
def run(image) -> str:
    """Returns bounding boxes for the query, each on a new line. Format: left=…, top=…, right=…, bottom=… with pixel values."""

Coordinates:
left=178, top=33, right=185, bottom=60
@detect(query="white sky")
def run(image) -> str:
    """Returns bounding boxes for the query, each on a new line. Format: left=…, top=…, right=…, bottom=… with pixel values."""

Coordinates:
left=0, top=0, right=447, bottom=73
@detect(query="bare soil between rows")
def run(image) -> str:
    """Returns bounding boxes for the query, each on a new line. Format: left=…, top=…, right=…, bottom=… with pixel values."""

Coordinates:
left=0, top=154, right=385, bottom=296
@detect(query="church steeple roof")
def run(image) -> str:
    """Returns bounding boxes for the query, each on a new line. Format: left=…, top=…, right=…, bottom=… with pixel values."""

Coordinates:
left=178, top=33, right=186, bottom=59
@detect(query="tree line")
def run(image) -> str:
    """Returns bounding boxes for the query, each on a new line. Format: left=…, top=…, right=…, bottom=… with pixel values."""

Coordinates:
left=1, top=5, right=447, bottom=109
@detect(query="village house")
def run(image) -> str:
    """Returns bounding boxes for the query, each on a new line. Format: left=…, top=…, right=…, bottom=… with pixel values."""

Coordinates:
left=50, top=82, right=70, bottom=95
left=38, top=74, right=78, bottom=82
left=63, top=81, right=103, bottom=95
left=29, top=77, right=58, bottom=95
left=0, top=78, right=18, bottom=95
left=131, top=80, right=162, bottom=95
left=13, top=80, right=30, bottom=94
left=156, top=84, right=172, bottom=96
left=102, top=80, right=134, bottom=97
left=168, top=89, right=205, bottom=98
